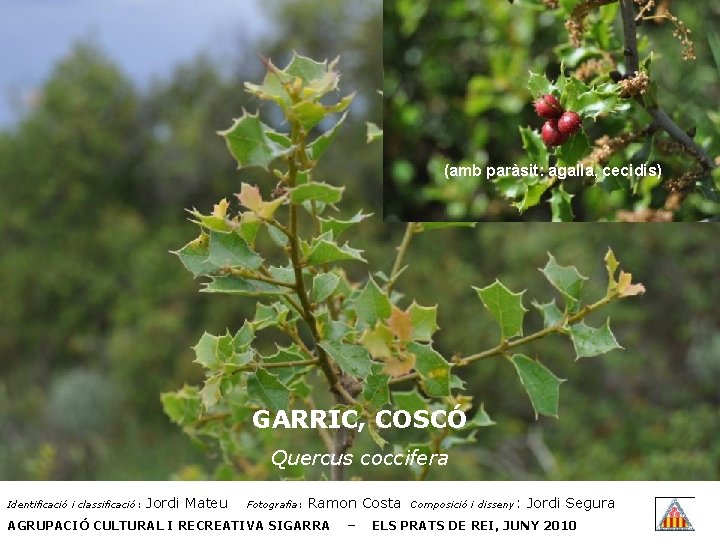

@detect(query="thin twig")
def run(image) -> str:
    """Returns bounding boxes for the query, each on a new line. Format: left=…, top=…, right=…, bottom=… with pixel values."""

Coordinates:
left=386, top=222, right=418, bottom=296
left=619, top=0, right=715, bottom=169
left=389, top=293, right=619, bottom=386
left=230, top=358, right=318, bottom=373
left=286, top=118, right=355, bottom=408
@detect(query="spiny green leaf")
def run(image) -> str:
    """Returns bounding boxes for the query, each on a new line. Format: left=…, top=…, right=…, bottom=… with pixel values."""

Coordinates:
left=556, top=132, right=590, bottom=166
left=285, top=53, right=336, bottom=89
left=173, top=233, right=215, bottom=277
left=319, top=340, right=372, bottom=379
left=309, top=112, right=348, bottom=161
left=408, top=302, right=440, bottom=342
left=408, top=342, right=451, bottom=397
left=532, top=299, right=565, bottom=329
left=549, top=185, right=575, bottom=221
left=319, top=211, right=372, bottom=237
left=392, top=389, right=429, bottom=414
left=355, top=277, right=392, bottom=326
left=252, top=302, right=290, bottom=330
left=247, top=368, right=289, bottom=410
left=207, top=231, right=263, bottom=270
left=201, top=276, right=289, bottom=297
left=200, top=376, right=222, bottom=409
left=569, top=319, right=623, bottom=359
left=527, top=72, right=554, bottom=98
left=289, top=100, right=326, bottom=130
left=262, top=345, right=310, bottom=383
left=162, top=386, right=201, bottom=427
left=218, top=112, right=290, bottom=170
left=362, top=364, right=391, bottom=409
left=193, top=332, right=234, bottom=370
left=519, top=126, right=550, bottom=168
left=290, top=182, right=344, bottom=205
left=188, top=209, right=231, bottom=233
left=232, top=322, right=255, bottom=353
left=540, top=254, right=588, bottom=311
left=467, top=403, right=495, bottom=428
left=474, top=280, right=527, bottom=339
left=306, top=236, right=366, bottom=265
left=510, top=354, right=565, bottom=419
left=311, top=273, right=339, bottom=303
left=514, top=182, right=550, bottom=212
left=604, top=248, right=619, bottom=289
left=360, top=324, right=393, bottom=359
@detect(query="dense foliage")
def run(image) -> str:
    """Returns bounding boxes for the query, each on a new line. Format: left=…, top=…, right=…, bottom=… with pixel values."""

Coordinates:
left=162, top=54, right=643, bottom=480
left=384, top=0, right=720, bottom=221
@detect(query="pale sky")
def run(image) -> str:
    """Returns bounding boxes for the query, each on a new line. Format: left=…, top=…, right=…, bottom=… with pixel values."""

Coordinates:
left=0, top=0, right=270, bottom=126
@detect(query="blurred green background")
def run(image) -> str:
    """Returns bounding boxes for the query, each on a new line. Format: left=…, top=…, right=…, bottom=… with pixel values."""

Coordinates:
left=1, top=0, right=719, bottom=481
left=384, top=0, right=720, bottom=221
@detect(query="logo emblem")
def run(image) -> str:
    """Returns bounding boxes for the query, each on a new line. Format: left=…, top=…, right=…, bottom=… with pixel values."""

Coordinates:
left=656, top=498, right=694, bottom=532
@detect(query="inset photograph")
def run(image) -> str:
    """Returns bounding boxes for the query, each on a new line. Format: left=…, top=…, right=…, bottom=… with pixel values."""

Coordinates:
left=384, top=0, right=720, bottom=221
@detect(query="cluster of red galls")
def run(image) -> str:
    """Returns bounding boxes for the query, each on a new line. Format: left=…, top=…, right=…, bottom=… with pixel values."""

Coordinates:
left=534, top=94, right=582, bottom=147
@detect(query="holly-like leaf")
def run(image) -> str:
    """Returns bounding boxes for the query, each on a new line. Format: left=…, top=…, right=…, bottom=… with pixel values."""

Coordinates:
left=519, top=126, right=550, bottom=168
left=207, top=231, right=263, bottom=270
left=319, top=340, right=372, bottom=378
left=354, top=277, right=391, bottom=326
left=617, top=270, right=646, bottom=297
left=232, top=322, right=255, bottom=352
left=408, top=342, right=450, bottom=397
left=360, top=324, right=394, bottom=359
left=290, top=182, right=344, bottom=205
left=474, top=280, right=527, bottom=339
left=309, top=112, right=348, bottom=161
left=569, top=319, right=622, bottom=359
left=218, top=112, right=289, bottom=170
left=527, top=72, right=554, bottom=98
left=549, top=185, right=575, bottom=222
left=252, top=302, right=290, bottom=330
left=532, top=299, right=565, bottom=329
left=188, top=208, right=231, bottom=233
left=305, top=236, right=366, bottom=265
left=388, top=305, right=413, bottom=343
left=319, top=211, right=372, bottom=237
left=514, top=182, right=550, bottom=213
left=510, top=354, right=565, bottom=419
left=467, top=403, right=495, bottom=428
left=262, top=345, right=309, bottom=383
left=238, top=183, right=262, bottom=212
left=173, top=233, right=215, bottom=277
left=604, top=248, right=619, bottom=289
left=201, top=276, right=289, bottom=297
left=362, top=364, right=390, bottom=409
left=200, top=376, right=222, bottom=409
left=193, top=332, right=234, bottom=371
left=556, top=131, right=590, bottom=166
left=408, top=302, right=440, bottom=342
left=247, top=368, right=289, bottom=410
left=285, top=53, right=338, bottom=95
left=311, top=273, right=339, bottom=303
left=383, top=351, right=416, bottom=377
left=392, top=389, right=429, bottom=414
left=540, top=254, right=588, bottom=311
left=162, top=386, right=202, bottom=427
left=289, top=100, right=326, bottom=130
